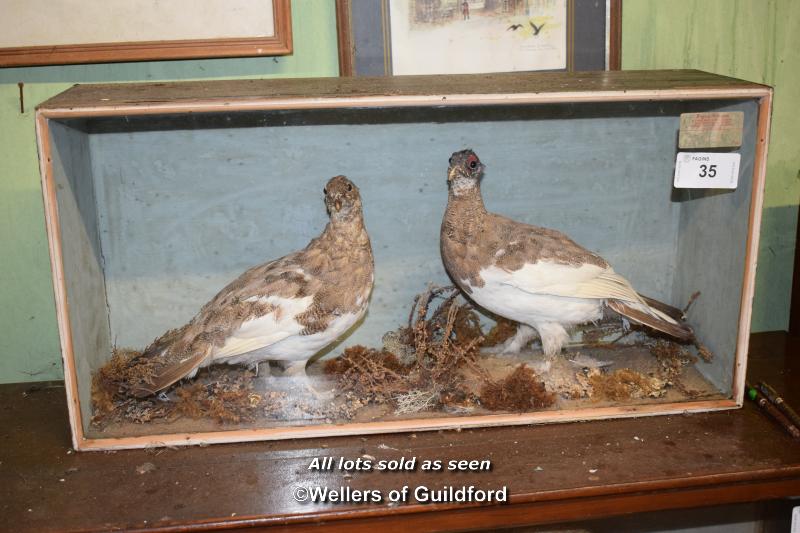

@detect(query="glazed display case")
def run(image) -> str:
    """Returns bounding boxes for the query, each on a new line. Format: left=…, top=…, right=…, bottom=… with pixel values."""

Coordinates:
left=34, top=70, right=772, bottom=450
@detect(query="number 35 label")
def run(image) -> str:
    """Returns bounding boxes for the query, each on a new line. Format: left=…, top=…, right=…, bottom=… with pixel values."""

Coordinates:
left=674, top=152, right=741, bottom=189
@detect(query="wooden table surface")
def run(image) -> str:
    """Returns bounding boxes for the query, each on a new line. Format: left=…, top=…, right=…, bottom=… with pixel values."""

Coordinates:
left=2, top=332, right=798, bottom=532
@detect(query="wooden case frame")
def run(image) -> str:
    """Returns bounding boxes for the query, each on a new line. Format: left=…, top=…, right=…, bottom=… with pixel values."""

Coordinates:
left=35, top=70, right=772, bottom=451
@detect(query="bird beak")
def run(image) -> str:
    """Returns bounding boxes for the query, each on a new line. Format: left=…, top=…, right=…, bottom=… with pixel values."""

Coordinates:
left=334, top=199, right=342, bottom=211
left=447, top=167, right=457, bottom=182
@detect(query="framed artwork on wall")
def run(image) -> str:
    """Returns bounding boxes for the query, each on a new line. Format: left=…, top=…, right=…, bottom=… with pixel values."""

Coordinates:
left=336, top=0, right=621, bottom=76
left=0, top=0, right=292, bottom=67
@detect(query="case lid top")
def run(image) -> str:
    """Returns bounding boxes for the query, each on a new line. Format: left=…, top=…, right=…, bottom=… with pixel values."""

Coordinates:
left=37, top=70, right=770, bottom=116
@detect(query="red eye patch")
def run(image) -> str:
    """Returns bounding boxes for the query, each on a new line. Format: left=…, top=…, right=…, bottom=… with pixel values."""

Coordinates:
left=467, top=155, right=479, bottom=169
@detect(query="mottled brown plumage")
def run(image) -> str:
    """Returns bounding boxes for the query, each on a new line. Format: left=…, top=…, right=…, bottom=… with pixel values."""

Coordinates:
left=128, top=175, right=374, bottom=397
left=440, top=149, right=693, bottom=362
left=441, top=151, right=606, bottom=293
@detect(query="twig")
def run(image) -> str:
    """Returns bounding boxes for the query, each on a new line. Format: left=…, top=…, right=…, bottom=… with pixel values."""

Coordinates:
left=608, top=329, right=634, bottom=345
left=682, top=291, right=701, bottom=316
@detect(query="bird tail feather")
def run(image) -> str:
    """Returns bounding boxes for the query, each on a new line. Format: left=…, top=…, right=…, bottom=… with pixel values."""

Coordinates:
left=129, top=347, right=209, bottom=398
left=125, top=324, right=209, bottom=398
left=607, top=298, right=694, bottom=342
left=638, top=294, right=686, bottom=322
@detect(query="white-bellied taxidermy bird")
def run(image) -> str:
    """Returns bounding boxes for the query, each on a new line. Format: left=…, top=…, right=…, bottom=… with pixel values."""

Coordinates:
left=127, top=175, right=373, bottom=397
left=440, top=149, right=693, bottom=371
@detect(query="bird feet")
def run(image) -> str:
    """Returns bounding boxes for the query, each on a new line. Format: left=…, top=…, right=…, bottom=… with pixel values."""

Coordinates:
left=305, top=384, right=335, bottom=401
left=482, top=324, right=558, bottom=375
left=278, top=360, right=335, bottom=401
left=529, top=359, right=552, bottom=375
left=484, top=324, right=537, bottom=356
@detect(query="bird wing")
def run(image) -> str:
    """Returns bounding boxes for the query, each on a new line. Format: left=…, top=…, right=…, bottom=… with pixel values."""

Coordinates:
left=131, top=251, right=323, bottom=395
left=210, top=294, right=313, bottom=360
left=551, top=267, right=644, bottom=303
left=190, top=251, right=323, bottom=360
left=490, top=261, right=693, bottom=339
left=486, top=214, right=646, bottom=303
left=491, top=261, right=640, bottom=302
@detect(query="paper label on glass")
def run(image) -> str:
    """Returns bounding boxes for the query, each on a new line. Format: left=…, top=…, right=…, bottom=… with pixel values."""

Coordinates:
left=679, top=112, right=744, bottom=149
left=674, top=152, right=741, bottom=189
left=390, top=0, right=567, bottom=75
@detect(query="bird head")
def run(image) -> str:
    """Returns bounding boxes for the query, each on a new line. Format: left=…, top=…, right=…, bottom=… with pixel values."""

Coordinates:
left=447, top=149, right=484, bottom=196
left=324, top=175, right=362, bottom=223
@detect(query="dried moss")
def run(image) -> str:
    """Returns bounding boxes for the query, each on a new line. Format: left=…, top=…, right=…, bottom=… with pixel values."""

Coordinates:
left=588, top=368, right=665, bottom=401
left=481, top=317, right=518, bottom=348
left=479, top=365, right=555, bottom=411
left=174, top=369, right=262, bottom=424
left=649, top=339, right=700, bottom=384
left=325, top=346, right=405, bottom=376
left=324, top=345, right=411, bottom=404
left=94, top=341, right=196, bottom=399
left=91, top=361, right=264, bottom=427
left=452, top=305, right=483, bottom=346
left=696, top=344, right=714, bottom=363
left=325, top=285, right=485, bottom=413
left=439, top=388, right=480, bottom=411
left=92, top=348, right=150, bottom=414
left=325, top=285, right=560, bottom=415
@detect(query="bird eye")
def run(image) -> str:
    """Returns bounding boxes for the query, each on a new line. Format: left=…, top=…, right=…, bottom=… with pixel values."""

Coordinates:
left=448, top=156, right=454, bottom=165
left=323, top=188, right=328, bottom=195
left=469, top=160, right=478, bottom=169
left=347, top=183, right=353, bottom=191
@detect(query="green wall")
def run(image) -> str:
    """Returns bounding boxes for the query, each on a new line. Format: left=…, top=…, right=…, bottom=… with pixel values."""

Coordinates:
left=0, top=0, right=338, bottom=383
left=622, top=0, right=800, bottom=333
left=1, top=0, right=797, bottom=383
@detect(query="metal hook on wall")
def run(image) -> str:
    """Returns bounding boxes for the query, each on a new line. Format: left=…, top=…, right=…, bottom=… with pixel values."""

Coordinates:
left=18, top=82, right=25, bottom=114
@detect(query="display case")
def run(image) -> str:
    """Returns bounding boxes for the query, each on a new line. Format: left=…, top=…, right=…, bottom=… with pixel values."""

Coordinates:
left=34, top=71, right=772, bottom=450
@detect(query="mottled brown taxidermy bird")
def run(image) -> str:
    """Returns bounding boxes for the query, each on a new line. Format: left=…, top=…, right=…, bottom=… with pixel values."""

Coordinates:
left=440, top=149, right=693, bottom=371
left=127, top=175, right=373, bottom=397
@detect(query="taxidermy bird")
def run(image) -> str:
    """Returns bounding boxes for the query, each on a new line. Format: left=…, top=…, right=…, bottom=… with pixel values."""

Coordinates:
left=440, top=149, right=693, bottom=371
left=127, top=175, right=373, bottom=397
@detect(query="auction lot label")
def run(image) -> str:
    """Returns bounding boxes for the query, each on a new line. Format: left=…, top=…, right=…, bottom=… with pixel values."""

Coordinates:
left=674, top=152, right=741, bottom=189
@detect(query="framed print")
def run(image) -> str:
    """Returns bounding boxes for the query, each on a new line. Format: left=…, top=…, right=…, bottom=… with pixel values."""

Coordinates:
left=0, top=0, right=292, bottom=67
left=336, top=0, right=621, bottom=76
left=391, top=0, right=568, bottom=74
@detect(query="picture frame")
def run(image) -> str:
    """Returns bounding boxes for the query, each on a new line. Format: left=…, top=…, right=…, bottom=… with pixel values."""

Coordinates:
left=0, top=0, right=292, bottom=67
left=336, top=0, right=621, bottom=76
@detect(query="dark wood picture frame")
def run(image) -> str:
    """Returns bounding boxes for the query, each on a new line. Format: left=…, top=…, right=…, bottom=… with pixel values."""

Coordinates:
left=336, top=0, right=622, bottom=77
left=0, top=0, right=292, bottom=67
